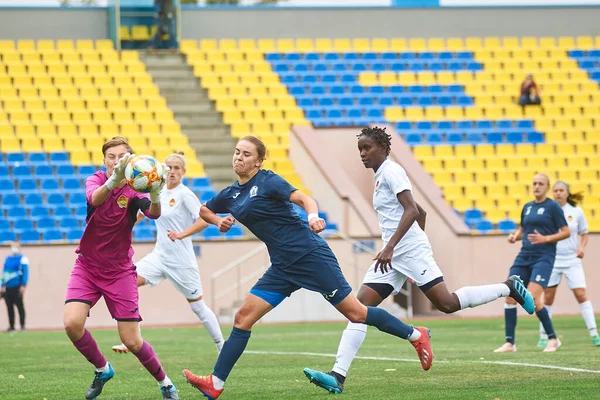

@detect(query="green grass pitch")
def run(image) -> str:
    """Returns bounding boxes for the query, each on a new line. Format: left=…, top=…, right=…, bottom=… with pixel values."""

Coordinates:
left=1, top=316, right=599, bottom=399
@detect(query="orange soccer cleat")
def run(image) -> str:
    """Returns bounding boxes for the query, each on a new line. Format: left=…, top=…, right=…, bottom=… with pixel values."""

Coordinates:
left=411, top=326, right=434, bottom=371
left=182, top=370, right=223, bottom=400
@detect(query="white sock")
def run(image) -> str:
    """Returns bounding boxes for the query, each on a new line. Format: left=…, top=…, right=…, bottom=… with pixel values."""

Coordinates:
left=454, top=283, right=511, bottom=310
left=540, top=305, right=551, bottom=339
left=332, top=322, right=368, bottom=376
left=190, top=300, right=225, bottom=351
left=158, top=376, right=173, bottom=388
left=96, top=362, right=109, bottom=373
left=579, top=301, right=598, bottom=337
left=407, top=327, right=421, bottom=342
left=212, top=375, right=225, bottom=390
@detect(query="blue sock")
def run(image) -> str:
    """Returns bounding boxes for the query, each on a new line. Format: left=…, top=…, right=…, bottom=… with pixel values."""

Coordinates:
left=505, top=306, right=517, bottom=344
left=213, top=327, right=251, bottom=382
left=364, top=306, right=413, bottom=339
left=536, top=307, right=557, bottom=340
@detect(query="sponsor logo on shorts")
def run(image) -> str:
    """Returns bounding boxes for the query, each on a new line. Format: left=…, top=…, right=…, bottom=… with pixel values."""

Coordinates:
left=117, top=195, right=128, bottom=208
left=421, top=269, right=427, bottom=275
left=191, top=289, right=198, bottom=295
left=250, top=186, right=258, bottom=198
left=535, top=274, right=545, bottom=282
left=322, top=289, right=338, bottom=301
left=169, top=198, right=176, bottom=207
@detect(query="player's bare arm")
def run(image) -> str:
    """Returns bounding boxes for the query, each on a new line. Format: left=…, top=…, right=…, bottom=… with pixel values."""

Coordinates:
left=168, top=218, right=209, bottom=241
left=528, top=226, right=570, bottom=244
left=200, top=205, right=234, bottom=232
left=508, top=226, right=524, bottom=243
left=415, top=202, right=427, bottom=230
left=290, top=190, right=325, bottom=233
left=577, top=233, right=589, bottom=258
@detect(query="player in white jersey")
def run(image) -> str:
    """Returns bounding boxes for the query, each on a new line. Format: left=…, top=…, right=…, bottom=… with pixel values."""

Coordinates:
left=538, top=181, right=599, bottom=347
left=112, top=152, right=224, bottom=353
left=304, top=127, right=535, bottom=394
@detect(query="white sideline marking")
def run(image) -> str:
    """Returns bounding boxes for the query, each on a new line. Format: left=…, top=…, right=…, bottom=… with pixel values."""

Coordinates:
left=245, top=350, right=600, bottom=374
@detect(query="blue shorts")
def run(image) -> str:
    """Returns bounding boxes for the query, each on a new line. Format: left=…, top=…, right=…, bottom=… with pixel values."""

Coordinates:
left=251, top=245, right=353, bottom=307
left=509, top=253, right=554, bottom=289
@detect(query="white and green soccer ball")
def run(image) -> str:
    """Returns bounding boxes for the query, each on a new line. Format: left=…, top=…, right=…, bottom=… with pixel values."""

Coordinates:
left=124, top=155, right=165, bottom=193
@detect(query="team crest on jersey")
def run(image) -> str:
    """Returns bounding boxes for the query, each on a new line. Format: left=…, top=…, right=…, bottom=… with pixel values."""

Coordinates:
left=567, top=215, right=573, bottom=221
left=117, top=195, right=128, bottom=208
left=250, top=185, right=258, bottom=198
left=375, top=181, right=380, bottom=192
left=537, top=207, right=545, bottom=215
left=525, top=206, right=532, bottom=215
left=169, top=198, right=176, bottom=207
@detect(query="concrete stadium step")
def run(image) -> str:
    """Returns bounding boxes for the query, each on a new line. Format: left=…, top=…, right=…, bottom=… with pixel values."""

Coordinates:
left=142, top=51, right=236, bottom=194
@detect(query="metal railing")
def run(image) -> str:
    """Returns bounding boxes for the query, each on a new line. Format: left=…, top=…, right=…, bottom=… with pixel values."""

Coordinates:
left=209, top=232, right=412, bottom=318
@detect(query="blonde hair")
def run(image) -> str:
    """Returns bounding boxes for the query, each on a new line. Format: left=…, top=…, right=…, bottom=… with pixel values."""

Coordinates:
left=102, top=136, right=133, bottom=156
left=165, top=150, right=186, bottom=168
left=239, top=135, right=267, bottom=163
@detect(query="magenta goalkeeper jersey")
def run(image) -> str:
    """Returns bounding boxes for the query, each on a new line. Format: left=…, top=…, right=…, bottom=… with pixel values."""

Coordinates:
left=76, top=171, right=158, bottom=274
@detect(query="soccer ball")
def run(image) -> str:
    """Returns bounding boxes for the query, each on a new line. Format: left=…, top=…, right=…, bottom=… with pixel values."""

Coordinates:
left=124, top=155, right=165, bottom=193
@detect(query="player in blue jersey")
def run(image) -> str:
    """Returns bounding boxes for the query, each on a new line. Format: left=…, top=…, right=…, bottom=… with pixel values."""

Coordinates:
left=182, top=135, right=434, bottom=399
left=494, top=173, right=570, bottom=353
left=303, top=127, right=534, bottom=395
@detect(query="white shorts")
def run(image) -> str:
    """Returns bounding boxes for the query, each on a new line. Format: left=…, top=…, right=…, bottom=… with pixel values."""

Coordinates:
left=362, top=241, right=444, bottom=295
left=548, top=266, right=587, bottom=289
left=136, top=251, right=203, bottom=300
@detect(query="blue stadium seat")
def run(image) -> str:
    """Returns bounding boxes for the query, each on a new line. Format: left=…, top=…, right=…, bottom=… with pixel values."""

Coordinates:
left=497, top=219, right=517, bottom=234
left=347, top=108, right=363, bottom=118
left=37, top=217, right=57, bottom=232
left=203, top=225, right=222, bottom=240
left=369, top=85, right=385, bottom=94
left=318, top=97, right=334, bottom=107
left=487, top=132, right=503, bottom=144
left=1, top=193, right=21, bottom=210
left=476, top=120, right=493, bottom=129
left=313, top=62, right=328, bottom=72
left=379, top=97, right=394, bottom=106
left=59, top=217, right=80, bottom=233
left=200, top=191, right=216, bottom=203
left=68, top=193, right=87, bottom=207
left=0, top=165, right=7, bottom=177
left=225, top=225, right=244, bottom=239
left=0, top=220, right=10, bottom=231
left=66, top=228, right=84, bottom=243
left=457, top=96, right=474, bottom=106
left=437, top=121, right=453, bottom=130
left=429, top=62, right=444, bottom=72
left=467, top=62, right=483, bottom=71
left=396, top=121, right=412, bottom=130
left=284, top=52, right=301, bottom=61
left=516, top=120, right=534, bottom=129
left=323, top=73, right=339, bottom=82
left=30, top=206, right=50, bottom=221
left=400, top=52, right=416, bottom=60
left=324, top=53, right=340, bottom=61
left=447, top=84, right=463, bottom=93
left=428, top=85, right=443, bottom=93
left=363, top=52, right=378, bottom=60
left=53, top=206, right=72, bottom=219
left=28, top=152, right=48, bottom=166
left=310, top=86, right=326, bottom=95
left=464, top=209, right=484, bottom=226
left=281, top=75, right=297, bottom=84
left=41, top=179, right=61, bottom=193
left=466, top=132, right=484, bottom=145
left=389, top=86, right=404, bottom=94
left=191, top=177, right=210, bottom=188
left=134, top=228, right=155, bottom=243
left=0, top=231, right=17, bottom=244
left=447, top=133, right=464, bottom=145
left=24, top=194, right=43, bottom=209
left=12, top=165, right=32, bottom=180
left=349, top=85, right=364, bottom=94
left=48, top=194, right=67, bottom=209
left=456, top=121, right=473, bottom=130
left=507, top=132, right=524, bottom=144
left=398, top=97, right=414, bottom=106
left=589, top=50, right=600, bottom=57
left=425, top=133, right=442, bottom=144
left=438, top=51, right=453, bottom=60
left=527, top=131, right=544, bottom=144
left=406, top=134, right=422, bottom=145
left=496, top=120, right=513, bottom=129
left=265, top=53, right=281, bottom=61
left=50, top=152, right=70, bottom=165
left=62, top=178, right=82, bottom=194
left=14, top=219, right=33, bottom=233
left=301, top=74, right=317, bottom=84
left=304, top=52, right=320, bottom=61
left=475, top=220, right=495, bottom=234
left=306, top=109, right=322, bottom=119
left=6, top=152, right=26, bottom=166
left=418, top=97, right=433, bottom=106
left=330, top=85, right=345, bottom=95
left=298, top=98, right=314, bottom=107
left=17, top=179, right=38, bottom=194
left=20, top=230, right=40, bottom=244
left=437, top=96, right=453, bottom=106
left=340, top=74, right=356, bottom=83
left=75, top=205, right=87, bottom=219
left=339, top=97, right=354, bottom=107
left=447, top=62, right=463, bottom=71
left=57, top=165, right=76, bottom=178
left=43, top=229, right=64, bottom=243
left=35, top=165, right=54, bottom=177
left=568, top=50, right=585, bottom=58
left=371, top=63, right=387, bottom=72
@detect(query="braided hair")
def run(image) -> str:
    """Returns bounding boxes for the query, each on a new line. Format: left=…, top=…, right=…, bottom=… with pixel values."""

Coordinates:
left=357, top=126, right=392, bottom=156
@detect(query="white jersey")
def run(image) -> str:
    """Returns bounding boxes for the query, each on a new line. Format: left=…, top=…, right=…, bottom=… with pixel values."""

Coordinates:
left=153, top=183, right=201, bottom=269
left=373, top=159, right=429, bottom=249
left=554, top=203, right=588, bottom=268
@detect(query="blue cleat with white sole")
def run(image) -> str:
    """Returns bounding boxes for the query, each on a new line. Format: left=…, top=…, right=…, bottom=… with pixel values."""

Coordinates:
left=505, top=275, right=535, bottom=315
left=303, top=368, right=343, bottom=394
left=85, top=363, right=115, bottom=400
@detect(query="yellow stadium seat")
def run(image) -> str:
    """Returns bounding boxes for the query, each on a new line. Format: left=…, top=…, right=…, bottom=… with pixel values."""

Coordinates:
left=451, top=198, right=473, bottom=212
left=131, top=26, right=150, bottom=41
left=389, top=39, right=408, bottom=52
left=313, top=38, right=332, bottom=52
left=475, top=198, right=496, bottom=213
left=443, top=186, right=463, bottom=201
left=351, top=38, right=370, bottom=52
left=580, top=169, right=597, bottom=183
left=333, top=38, right=352, bottom=53
left=276, top=39, right=295, bottom=53
left=446, top=37, right=464, bottom=51
left=427, top=38, right=445, bottom=51
left=432, top=171, right=452, bottom=187
left=455, top=171, right=474, bottom=185
left=576, top=36, right=594, bottom=49
left=465, top=37, right=483, bottom=50
left=295, top=39, right=314, bottom=52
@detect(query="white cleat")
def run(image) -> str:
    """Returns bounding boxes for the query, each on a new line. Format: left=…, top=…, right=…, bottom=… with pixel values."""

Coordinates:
left=543, top=338, right=562, bottom=353
left=493, top=343, right=517, bottom=353
left=112, top=343, right=130, bottom=354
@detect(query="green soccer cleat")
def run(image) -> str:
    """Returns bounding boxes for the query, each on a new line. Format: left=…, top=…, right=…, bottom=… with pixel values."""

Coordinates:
left=303, top=368, right=343, bottom=394
left=592, top=335, right=600, bottom=347
left=537, top=338, right=548, bottom=348
left=85, top=363, right=114, bottom=400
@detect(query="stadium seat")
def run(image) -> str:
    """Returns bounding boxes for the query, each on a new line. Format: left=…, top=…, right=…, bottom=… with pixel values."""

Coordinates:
left=203, top=225, right=222, bottom=240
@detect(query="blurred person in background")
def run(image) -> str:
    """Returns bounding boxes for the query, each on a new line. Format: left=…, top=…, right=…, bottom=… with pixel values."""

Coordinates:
left=151, top=0, right=177, bottom=50
left=519, top=74, right=541, bottom=107
left=1, top=241, right=28, bottom=333
left=538, top=182, right=599, bottom=347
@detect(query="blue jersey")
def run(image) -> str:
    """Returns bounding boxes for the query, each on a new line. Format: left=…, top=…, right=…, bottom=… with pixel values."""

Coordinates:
left=519, top=198, right=568, bottom=258
left=205, top=170, right=326, bottom=268
left=2, top=254, right=29, bottom=289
